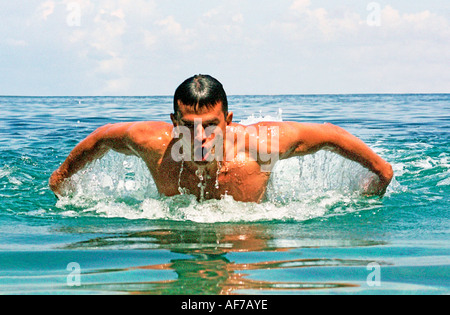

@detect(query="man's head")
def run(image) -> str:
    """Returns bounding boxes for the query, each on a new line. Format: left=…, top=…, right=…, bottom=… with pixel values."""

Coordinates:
left=173, top=74, right=228, bottom=116
left=171, top=75, right=233, bottom=165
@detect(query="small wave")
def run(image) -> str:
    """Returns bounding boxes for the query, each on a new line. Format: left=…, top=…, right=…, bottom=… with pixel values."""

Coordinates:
left=57, top=192, right=369, bottom=223
left=437, top=175, right=450, bottom=187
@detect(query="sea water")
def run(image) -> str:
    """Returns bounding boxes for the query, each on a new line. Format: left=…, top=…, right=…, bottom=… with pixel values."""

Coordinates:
left=0, top=94, right=448, bottom=294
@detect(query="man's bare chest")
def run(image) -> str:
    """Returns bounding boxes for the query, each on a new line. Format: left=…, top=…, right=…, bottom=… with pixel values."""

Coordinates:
left=152, top=158, right=271, bottom=202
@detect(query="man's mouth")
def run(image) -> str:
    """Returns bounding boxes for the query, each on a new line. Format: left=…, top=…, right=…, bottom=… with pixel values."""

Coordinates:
left=194, top=146, right=210, bottom=162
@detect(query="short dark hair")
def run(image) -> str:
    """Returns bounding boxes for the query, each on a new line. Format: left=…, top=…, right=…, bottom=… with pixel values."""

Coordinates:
left=173, top=74, right=228, bottom=115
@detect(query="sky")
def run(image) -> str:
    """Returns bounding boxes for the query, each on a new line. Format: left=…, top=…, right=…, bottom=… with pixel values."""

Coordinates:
left=0, top=0, right=449, bottom=96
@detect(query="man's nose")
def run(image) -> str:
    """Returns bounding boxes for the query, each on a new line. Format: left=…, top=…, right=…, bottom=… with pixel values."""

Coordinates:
left=194, top=124, right=207, bottom=143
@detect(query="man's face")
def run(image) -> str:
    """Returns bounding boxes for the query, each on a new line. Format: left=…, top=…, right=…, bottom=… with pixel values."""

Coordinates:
left=171, top=101, right=233, bottom=164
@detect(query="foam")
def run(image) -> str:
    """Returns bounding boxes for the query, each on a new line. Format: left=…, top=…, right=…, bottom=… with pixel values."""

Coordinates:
left=56, top=152, right=383, bottom=223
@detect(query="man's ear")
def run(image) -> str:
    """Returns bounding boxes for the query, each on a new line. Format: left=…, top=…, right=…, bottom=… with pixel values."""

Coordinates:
left=170, top=113, right=178, bottom=126
left=226, top=111, right=233, bottom=125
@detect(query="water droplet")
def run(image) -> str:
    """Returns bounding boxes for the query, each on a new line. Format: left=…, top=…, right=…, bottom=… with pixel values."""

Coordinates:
left=177, top=160, right=185, bottom=194
left=215, top=162, right=221, bottom=189
left=195, top=168, right=206, bottom=202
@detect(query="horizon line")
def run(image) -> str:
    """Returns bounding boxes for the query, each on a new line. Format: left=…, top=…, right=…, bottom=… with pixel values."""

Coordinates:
left=0, top=92, right=449, bottom=98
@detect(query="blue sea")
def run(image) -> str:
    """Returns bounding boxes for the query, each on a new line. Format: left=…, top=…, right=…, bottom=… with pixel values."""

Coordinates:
left=0, top=94, right=448, bottom=295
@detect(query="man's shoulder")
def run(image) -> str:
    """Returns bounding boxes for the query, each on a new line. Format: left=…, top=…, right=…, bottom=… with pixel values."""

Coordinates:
left=128, top=121, right=172, bottom=136
left=127, top=121, right=173, bottom=149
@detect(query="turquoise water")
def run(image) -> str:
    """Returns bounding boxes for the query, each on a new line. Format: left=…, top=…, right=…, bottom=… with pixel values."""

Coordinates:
left=0, top=94, right=448, bottom=294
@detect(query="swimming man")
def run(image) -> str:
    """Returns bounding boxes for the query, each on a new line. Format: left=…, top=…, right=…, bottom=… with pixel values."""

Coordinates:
left=49, top=74, right=393, bottom=203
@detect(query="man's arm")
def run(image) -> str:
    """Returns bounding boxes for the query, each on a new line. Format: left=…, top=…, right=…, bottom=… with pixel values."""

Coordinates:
left=49, top=121, right=170, bottom=196
left=277, top=122, right=394, bottom=195
left=49, top=122, right=136, bottom=195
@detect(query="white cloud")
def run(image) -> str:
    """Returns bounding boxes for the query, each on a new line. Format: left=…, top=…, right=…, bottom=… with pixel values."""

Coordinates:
left=37, top=0, right=55, bottom=21
left=380, top=5, right=449, bottom=40
left=282, top=0, right=361, bottom=40
left=2, top=1, right=448, bottom=95
left=260, top=1, right=450, bottom=93
left=5, top=38, right=28, bottom=47
left=60, top=0, right=149, bottom=94
left=156, top=16, right=184, bottom=37
left=154, top=15, right=200, bottom=52
left=97, top=57, right=126, bottom=74
left=290, top=0, right=311, bottom=14
left=142, top=30, right=157, bottom=49
left=232, top=13, right=244, bottom=24
left=100, top=77, right=132, bottom=95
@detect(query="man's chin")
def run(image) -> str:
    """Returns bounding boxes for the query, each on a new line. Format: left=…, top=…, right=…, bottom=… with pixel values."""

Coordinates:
left=193, top=159, right=213, bottom=166
left=191, top=151, right=215, bottom=165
